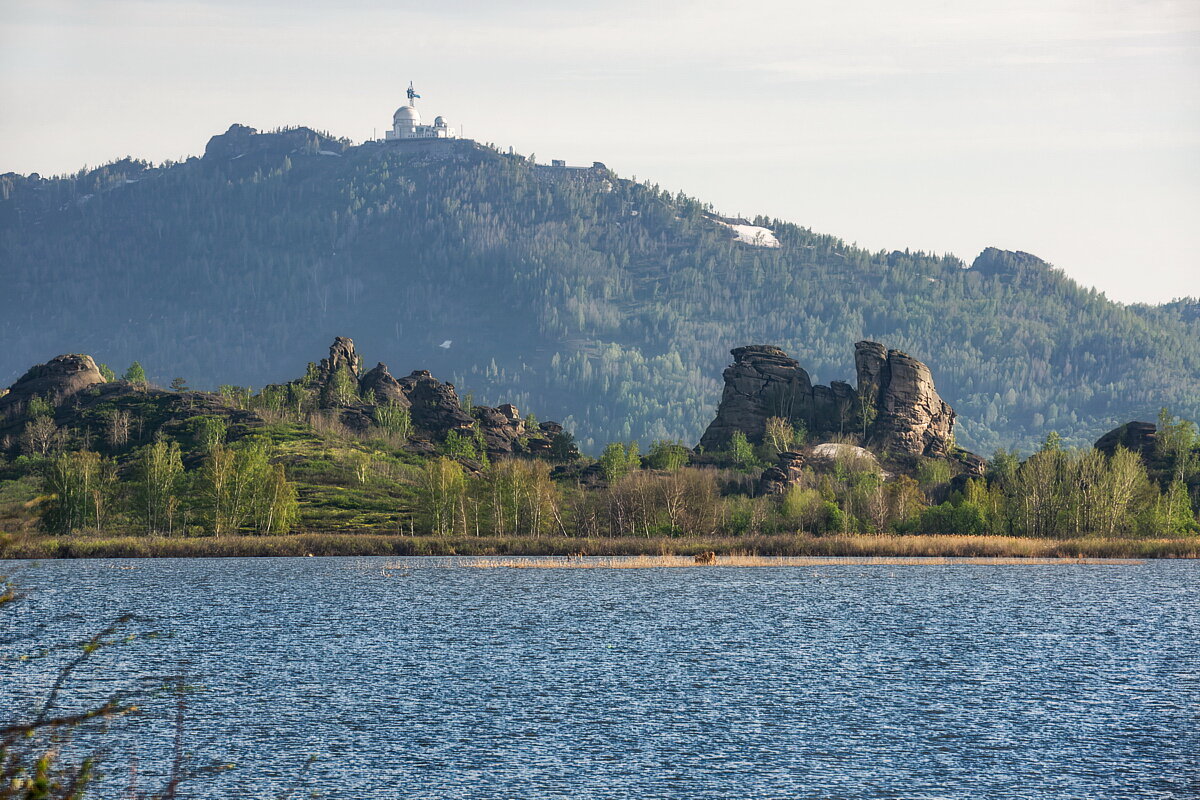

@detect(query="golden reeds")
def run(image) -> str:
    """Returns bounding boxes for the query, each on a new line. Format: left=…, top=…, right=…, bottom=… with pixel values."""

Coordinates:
left=453, top=554, right=1143, bottom=569
left=0, top=532, right=1194, bottom=560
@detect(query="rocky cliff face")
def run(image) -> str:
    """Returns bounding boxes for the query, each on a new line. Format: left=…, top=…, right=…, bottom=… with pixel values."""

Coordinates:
left=858, top=342, right=956, bottom=459
left=0, top=354, right=106, bottom=421
left=699, top=341, right=957, bottom=460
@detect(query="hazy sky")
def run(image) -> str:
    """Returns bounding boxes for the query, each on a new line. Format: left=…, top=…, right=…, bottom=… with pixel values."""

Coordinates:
left=2, top=0, right=1197, bottom=303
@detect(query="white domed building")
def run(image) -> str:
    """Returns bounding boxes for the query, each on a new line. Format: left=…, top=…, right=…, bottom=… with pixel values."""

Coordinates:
left=384, top=83, right=456, bottom=141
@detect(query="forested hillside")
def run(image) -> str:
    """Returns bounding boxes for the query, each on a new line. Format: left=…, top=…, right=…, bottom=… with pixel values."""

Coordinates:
left=2, top=126, right=1197, bottom=454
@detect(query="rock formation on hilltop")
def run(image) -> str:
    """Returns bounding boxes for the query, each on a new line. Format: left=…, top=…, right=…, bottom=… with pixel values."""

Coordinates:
left=296, top=337, right=576, bottom=460
left=0, top=354, right=106, bottom=420
left=203, top=124, right=346, bottom=162
left=699, top=341, right=957, bottom=460
left=967, top=247, right=1050, bottom=277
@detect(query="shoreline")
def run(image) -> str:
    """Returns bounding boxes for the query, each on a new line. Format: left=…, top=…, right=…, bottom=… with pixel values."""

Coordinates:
left=2, top=532, right=1198, bottom=560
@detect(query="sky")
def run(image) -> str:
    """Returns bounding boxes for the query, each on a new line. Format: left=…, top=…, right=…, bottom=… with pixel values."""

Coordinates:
left=2, top=0, right=1197, bottom=304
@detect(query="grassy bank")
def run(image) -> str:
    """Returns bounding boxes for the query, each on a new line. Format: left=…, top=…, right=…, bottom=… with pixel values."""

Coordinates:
left=2, top=532, right=1198, bottom=560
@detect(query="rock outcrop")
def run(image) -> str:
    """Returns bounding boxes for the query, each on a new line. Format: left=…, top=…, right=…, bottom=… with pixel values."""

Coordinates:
left=1095, top=421, right=1157, bottom=461
left=396, top=370, right=474, bottom=436
left=700, top=341, right=958, bottom=460
left=358, top=362, right=409, bottom=407
left=296, top=337, right=576, bottom=460
left=697, top=345, right=854, bottom=452
left=858, top=342, right=956, bottom=459
left=0, top=354, right=106, bottom=420
left=203, top=124, right=346, bottom=162
left=320, top=336, right=363, bottom=381
left=968, top=247, right=1050, bottom=277
left=757, top=452, right=807, bottom=495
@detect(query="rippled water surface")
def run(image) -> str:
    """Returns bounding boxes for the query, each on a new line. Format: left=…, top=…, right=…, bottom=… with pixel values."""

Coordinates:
left=3, top=557, right=1198, bottom=799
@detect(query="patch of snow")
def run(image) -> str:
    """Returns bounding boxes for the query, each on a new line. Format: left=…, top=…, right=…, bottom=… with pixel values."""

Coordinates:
left=439, top=340, right=452, bottom=349
left=318, top=150, right=341, bottom=157
left=712, top=218, right=781, bottom=248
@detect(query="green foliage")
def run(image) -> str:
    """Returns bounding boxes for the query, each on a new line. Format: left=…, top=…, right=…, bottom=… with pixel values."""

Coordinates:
left=915, top=458, right=952, bottom=488
left=857, top=393, right=877, bottom=436
left=599, top=441, right=640, bottom=482
left=1156, top=408, right=1199, bottom=484
left=915, top=502, right=989, bottom=536
left=122, top=361, right=147, bottom=385
left=326, top=366, right=358, bottom=407
left=729, top=431, right=758, bottom=470
left=25, top=395, right=53, bottom=420
left=192, top=416, right=227, bottom=455
left=764, top=417, right=803, bottom=453
left=169, top=377, right=189, bottom=392
left=472, top=459, right=559, bottom=538
left=417, top=457, right=467, bottom=536
left=218, top=385, right=252, bottom=409
left=196, top=441, right=297, bottom=536
left=373, top=401, right=412, bottom=439
left=548, top=431, right=579, bottom=462
left=646, top=440, right=689, bottom=471
left=96, top=363, right=116, bottom=382
left=441, top=430, right=480, bottom=460
left=134, top=438, right=183, bottom=535
left=40, top=451, right=117, bottom=534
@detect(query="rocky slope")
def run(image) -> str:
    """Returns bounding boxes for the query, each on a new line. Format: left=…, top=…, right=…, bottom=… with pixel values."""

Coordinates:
left=0, top=337, right=575, bottom=462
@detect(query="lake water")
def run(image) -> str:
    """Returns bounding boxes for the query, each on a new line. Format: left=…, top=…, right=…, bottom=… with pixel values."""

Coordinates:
left=2, top=556, right=1198, bottom=799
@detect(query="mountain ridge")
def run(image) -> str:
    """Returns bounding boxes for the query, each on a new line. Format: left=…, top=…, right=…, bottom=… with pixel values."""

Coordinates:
left=2, top=124, right=1197, bottom=454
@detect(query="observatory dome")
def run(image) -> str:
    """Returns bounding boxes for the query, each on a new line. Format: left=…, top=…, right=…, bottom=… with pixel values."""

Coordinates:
left=394, top=105, right=421, bottom=125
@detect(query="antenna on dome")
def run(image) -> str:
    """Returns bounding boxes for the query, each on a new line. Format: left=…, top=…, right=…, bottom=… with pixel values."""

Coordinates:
left=407, top=81, right=420, bottom=106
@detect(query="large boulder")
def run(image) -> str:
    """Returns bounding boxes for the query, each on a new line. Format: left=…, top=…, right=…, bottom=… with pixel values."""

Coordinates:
left=808, top=442, right=883, bottom=472
left=0, top=354, right=106, bottom=420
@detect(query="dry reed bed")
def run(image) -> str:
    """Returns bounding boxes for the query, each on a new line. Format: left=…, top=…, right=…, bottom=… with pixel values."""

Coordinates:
left=455, top=554, right=1143, bottom=569
left=0, top=533, right=1196, bottom=560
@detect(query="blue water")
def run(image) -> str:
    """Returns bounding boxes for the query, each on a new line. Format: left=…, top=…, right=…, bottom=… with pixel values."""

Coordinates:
left=2, top=557, right=1198, bottom=799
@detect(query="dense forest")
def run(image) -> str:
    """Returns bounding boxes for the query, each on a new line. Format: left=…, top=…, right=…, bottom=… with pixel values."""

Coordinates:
left=2, top=126, right=1198, bottom=454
